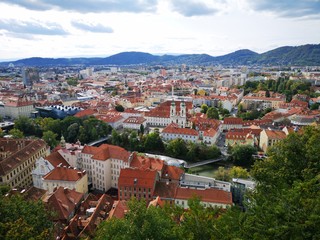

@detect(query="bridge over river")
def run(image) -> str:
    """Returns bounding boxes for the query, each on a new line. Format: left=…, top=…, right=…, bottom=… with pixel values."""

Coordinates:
left=184, top=157, right=226, bottom=168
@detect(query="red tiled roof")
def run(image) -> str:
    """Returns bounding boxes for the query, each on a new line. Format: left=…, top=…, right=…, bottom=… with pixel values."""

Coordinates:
left=175, top=187, right=232, bottom=205
left=130, top=153, right=165, bottom=172
left=223, top=117, right=243, bottom=125
left=148, top=196, right=165, bottom=208
left=153, top=182, right=178, bottom=199
left=264, top=129, right=287, bottom=140
left=118, top=168, right=157, bottom=189
left=74, top=109, right=96, bottom=118
left=108, top=200, right=128, bottom=219
left=43, top=167, right=86, bottom=181
left=123, top=116, right=146, bottom=124
left=44, top=187, right=84, bottom=221
left=0, top=138, right=47, bottom=175
left=162, top=123, right=198, bottom=136
left=45, top=151, right=70, bottom=168
left=92, top=144, right=130, bottom=162
left=82, top=145, right=98, bottom=155
left=161, top=165, right=184, bottom=181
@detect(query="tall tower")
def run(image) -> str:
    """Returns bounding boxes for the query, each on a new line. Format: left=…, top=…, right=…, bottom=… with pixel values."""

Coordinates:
left=22, top=68, right=39, bottom=87
left=180, top=101, right=186, bottom=118
left=170, top=101, right=176, bottom=118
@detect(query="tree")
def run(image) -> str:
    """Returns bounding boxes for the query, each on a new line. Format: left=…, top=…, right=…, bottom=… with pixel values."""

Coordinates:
left=42, top=130, right=58, bottom=149
left=214, top=166, right=230, bottom=181
left=95, top=198, right=179, bottom=240
left=14, top=116, right=36, bottom=136
left=0, top=195, right=54, bottom=240
left=165, top=138, right=188, bottom=158
left=216, top=125, right=320, bottom=239
left=144, top=132, right=164, bottom=152
left=229, top=166, right=249, bottom=179
left=115, top=104, right=124, bottom=112
left=66, top=123, right=79, bottom=143
left=200, top=104, right=208, bottom=114
left=178, top=196, right=221, bottom=240
left=8, top=128, right=24, bottom=138
left=230, top=144, right=257, bottom=167
left=206, top=107, right=219, bottom=119
left=111, top=129, right=121, bottom=146
left=139, top=124, right=145, bottom=135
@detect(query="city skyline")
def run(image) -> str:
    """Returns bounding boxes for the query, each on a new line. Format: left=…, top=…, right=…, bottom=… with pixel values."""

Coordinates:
left=0, top=0, right=319, bottom=60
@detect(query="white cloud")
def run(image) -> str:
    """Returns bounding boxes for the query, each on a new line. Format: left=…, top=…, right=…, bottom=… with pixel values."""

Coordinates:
left=0, top=0, right=319, bottom=60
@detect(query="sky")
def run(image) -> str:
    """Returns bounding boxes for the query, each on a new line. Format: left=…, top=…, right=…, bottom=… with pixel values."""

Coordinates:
left=0, top=0, right=319, bottom=60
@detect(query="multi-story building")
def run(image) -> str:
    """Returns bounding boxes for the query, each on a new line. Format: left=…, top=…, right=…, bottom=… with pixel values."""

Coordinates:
left=118, top=168, right=158, bottom=203
left=161, top=123, right=199, bottom=143
left=42, top=166, right=88, bottom=194
left=32, top=152, right=70, bottom=189
left=123, top=116, right=147, bottom=131
left=79, top=144, right=132, bottom=191
left=4, top=98, right=35, bottom=119
left=144, top=100, right=191, bottom=128
left=174, top=187, right=233, bottom=209
left=259, top=129, right=287, bottom=152
left=22, top=67, right=39, bottom=87
left=0, top=138, right=48, bottom=188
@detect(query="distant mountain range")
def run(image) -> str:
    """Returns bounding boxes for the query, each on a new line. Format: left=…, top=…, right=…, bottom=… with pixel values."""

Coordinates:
left=1, top=44, right=320, bottom=67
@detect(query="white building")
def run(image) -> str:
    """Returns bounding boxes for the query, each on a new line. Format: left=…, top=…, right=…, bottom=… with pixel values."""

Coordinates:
left=79, top=144, right=133, bottom=191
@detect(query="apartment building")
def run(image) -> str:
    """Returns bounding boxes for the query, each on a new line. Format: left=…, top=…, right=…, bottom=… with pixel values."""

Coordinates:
left=0, top=138, right=48, bottom=188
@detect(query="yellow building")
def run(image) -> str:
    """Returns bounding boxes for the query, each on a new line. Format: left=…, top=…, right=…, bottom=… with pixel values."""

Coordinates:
left=42, top=166, right=88, bottom=194
left=259, top=129, right=287, bottom=153
left=0, top=138, right=48, bottom=188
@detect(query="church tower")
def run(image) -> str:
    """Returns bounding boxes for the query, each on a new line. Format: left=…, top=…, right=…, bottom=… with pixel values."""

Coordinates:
left=170, top=101, right=176, bottom=118
left=180, top=101, right=186, bottom=118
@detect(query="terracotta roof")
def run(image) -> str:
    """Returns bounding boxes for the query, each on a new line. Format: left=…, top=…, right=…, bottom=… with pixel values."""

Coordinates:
left=123, top=116, right=146, bottom=124
left=82, top=145, right=98, bottom=155
left=44, top=187, right=84, bottom=221
left=130, top=153, right=165, bottom=171
left=264, top=129, right=287, bottom=140
left=148, top=196, right=165, bottom=208
left=203, top=128, right=217, bottom=137
left=118, top=168, right=157, bottom=189
left=45, top=151, right=70, bottom=168
left=223, top=117, right=243, bottom=125
left=0, top=138, right=47, bottom=175
left=175, top=187, right=233, bottom=205
left=43, top=167, right=86, bottom=181
left=161, top=165, right=184, bottom=181
left=162, top=123, right=198, bottom=136
left=92, top=144, right=130, bottom=162
left=108, top=200, right=128, bottom=219
left=74, top=109, right=96, bottom=118
left=153, top=182, right=178, bottom=199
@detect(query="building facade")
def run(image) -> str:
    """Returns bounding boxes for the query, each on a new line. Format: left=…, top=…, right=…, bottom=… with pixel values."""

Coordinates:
left=0, top=138, right=48, bottom=188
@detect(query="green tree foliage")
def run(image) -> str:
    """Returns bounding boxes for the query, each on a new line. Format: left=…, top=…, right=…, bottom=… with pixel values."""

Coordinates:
left=95, top=198, right=178, bottom=240
left=42, top=130, right=58, bottom=149
left=200, top=104, right=208, bottom=114
left=115, top=104, right=124, bottom=112
left=144, top=132, right=164, bottom=152
left=214, top=166, right=230, bottom=181
left=207, top=107, right=219, bottom=119
left=0, top=195, right=54, bottom=240
left=229, top=166, right=249, bottom=179
left=177, top=197, right=221, bottom=240
left=230, top=144, right=257, bottom=167
left=165, top=138, right=188, bottom=159
left=8, top=128, right=24, bottom=138
left=66, top=77, right=78, bottom=86
left=216, top=125, right=320, bottom=239
left=14, top=116, right=36, bottom=136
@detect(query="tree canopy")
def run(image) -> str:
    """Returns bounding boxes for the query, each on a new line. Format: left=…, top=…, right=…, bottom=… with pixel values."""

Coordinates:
left=0, top=195, right=55, bottom=240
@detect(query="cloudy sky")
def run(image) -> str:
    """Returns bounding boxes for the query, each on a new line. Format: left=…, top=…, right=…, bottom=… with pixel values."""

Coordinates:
left=0, top=0, right=319, bottom=60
